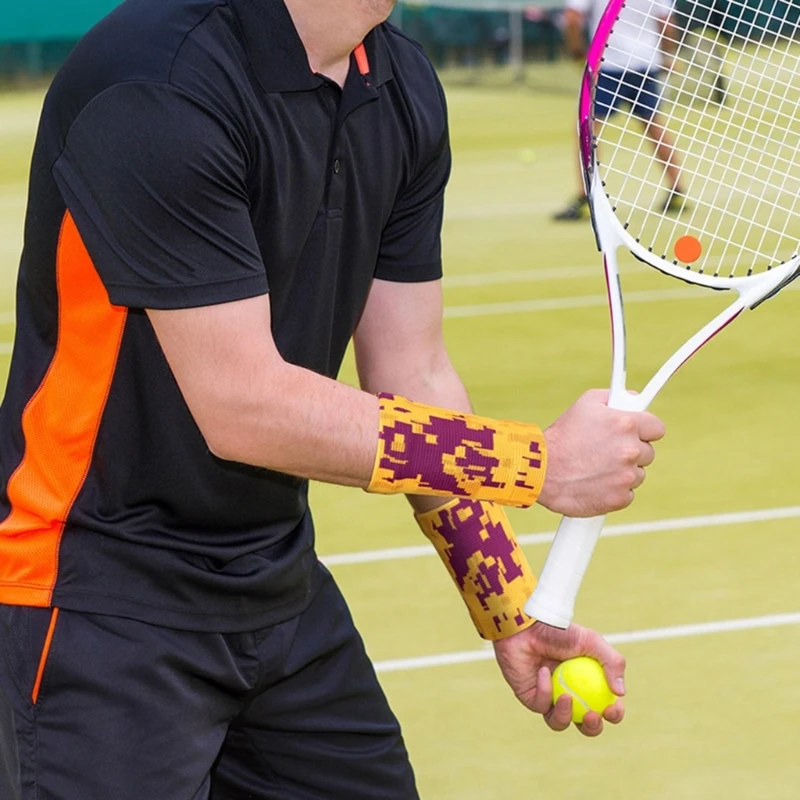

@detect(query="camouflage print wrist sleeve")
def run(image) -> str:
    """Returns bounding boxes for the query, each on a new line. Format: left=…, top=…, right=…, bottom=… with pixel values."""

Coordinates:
left=416, top=498, right=537, bottom=640
left=366, top=393, right=547, bottom=508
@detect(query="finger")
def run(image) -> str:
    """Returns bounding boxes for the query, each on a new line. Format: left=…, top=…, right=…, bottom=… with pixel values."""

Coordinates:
left=630, top=466, right=646, bottom=490
left=638, top=412, right=666, bottom=442
left=530, top=666, right=555, bottom=715
left=577, top=710, right=604, bottom=737
left=583, top=636, right=627, bottom=696
left=603, top=699, right=625, bottom=725
left=637, top=441, right=656, bottom=468
left=544, top=693, right=573, bottom=732
left=620, top=489, right=635, bottom=510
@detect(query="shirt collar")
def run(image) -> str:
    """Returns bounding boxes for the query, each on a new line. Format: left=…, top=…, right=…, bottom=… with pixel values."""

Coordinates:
left=228, top=0, right=394, bottom=93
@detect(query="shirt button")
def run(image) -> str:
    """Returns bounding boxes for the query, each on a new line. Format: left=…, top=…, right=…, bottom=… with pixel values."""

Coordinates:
left=333, top=158, right=341, bottom=174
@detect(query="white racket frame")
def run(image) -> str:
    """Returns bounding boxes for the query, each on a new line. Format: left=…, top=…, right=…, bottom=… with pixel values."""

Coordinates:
left=524, top=0, right=800, bottom=628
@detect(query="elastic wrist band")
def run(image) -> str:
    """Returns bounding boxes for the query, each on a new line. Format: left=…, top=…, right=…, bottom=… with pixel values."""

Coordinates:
left=416, top=498, right=537, bottom=640
left=367, top=393, right=547, bottom=508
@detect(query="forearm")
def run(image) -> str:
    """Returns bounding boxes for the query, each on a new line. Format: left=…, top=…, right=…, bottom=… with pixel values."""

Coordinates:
left=148, top=299, right=377, bottom=485
left=357, top=354, right=473, bottom=513
left=149, top=298, right=546, bottom=505
left=199, top=358, right=381, bottom=487
left=210, top=365, right=544, bottom=506
left=363, top=356, right=539, bottom=639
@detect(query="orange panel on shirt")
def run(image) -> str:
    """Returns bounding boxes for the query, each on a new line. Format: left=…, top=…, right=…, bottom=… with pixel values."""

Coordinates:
left=0, top=212, right=127, bottom=606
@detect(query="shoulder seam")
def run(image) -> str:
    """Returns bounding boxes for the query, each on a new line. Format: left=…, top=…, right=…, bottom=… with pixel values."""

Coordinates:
left=167, top=1, right=231, bottom=84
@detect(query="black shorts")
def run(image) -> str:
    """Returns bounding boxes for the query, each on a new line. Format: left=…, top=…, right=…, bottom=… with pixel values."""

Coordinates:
left=0, top=563, right=418, bottom=800
left=595, top=68, right=663, bottom=121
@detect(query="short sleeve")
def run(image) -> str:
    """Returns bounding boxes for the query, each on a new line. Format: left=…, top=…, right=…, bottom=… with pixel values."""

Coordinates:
left=53, top=82, right=267, bottom=310
left=374, top=79, right=451, bottom=284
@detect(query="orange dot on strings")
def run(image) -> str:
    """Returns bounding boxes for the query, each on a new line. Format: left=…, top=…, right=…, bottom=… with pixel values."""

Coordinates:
left=674, top=235, right=702, bottom=264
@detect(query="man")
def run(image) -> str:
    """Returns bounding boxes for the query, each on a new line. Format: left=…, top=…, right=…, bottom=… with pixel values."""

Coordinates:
left=0, top=0, right=665, bottom=797
left=554, top=0, right=689, bottom=220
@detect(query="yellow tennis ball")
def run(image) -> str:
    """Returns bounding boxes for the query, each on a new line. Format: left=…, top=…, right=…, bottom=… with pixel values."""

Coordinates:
left=552, top=656, right=617, bottom=724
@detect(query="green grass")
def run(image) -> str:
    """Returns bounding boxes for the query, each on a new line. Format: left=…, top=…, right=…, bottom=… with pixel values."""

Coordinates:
left=0, top=89, right=40, bottom=312
left=2, top=68, right=799, bottom=799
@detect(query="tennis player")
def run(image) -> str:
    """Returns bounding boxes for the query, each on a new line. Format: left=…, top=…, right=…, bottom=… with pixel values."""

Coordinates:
left=554, top=0, right=689, bottom=220
left=0, top=0, right=665, bottom=797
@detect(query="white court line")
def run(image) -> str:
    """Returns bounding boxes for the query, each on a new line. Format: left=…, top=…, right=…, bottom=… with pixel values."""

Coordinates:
left=444, top=279, right=800, bottom=318
left=0, top=286, right=746, bottom=331
left=322, top=506, right=800, bottom=566
left=443, top=287, right=710, bottom=318
left=444, top=266, right=599, bottom=286
left=442, top=256, right=766, bottom=287
left=373, top=612, right=800, bottom=673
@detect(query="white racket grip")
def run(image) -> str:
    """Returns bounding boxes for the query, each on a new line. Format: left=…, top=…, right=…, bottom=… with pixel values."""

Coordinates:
left=524, top=514, right=607, bottom=628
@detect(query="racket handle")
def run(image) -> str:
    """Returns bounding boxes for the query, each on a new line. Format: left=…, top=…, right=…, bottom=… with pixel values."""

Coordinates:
left=523, top=514, right=606, bottom=628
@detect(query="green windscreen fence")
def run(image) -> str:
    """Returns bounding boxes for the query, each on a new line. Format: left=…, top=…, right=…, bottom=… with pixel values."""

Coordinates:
left=3, top=1, right=122, bottom=41
left=1, top=1, right=122, bottom=80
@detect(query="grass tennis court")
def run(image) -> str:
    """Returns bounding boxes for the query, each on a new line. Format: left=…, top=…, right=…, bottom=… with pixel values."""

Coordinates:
left=2, top=65, right=800, bottom=798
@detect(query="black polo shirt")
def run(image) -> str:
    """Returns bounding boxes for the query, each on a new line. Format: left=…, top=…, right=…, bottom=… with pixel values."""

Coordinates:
left=0, top=0, right=450, bottom=631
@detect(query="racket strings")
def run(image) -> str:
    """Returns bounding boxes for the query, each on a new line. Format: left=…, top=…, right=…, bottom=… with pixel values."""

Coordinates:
left=675, top=30, right=725, bottom=80
left=673, top=28, right=800, bottom=265
left=605, top=2, right=780, bottom=233
left=688, top=13, right=800, bottom=274
left=716, top=35, right=800, bottom=272
left=604, top=1, right=800, bottom=274
left=593, top=0, right=800, bottom=277
left=600, top=2, right=724, bottom=255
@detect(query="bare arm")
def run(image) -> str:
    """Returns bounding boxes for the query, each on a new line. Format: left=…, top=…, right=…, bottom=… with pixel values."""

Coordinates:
left=354, top=279, right=463, bottom=406
left=149, top=284, right=663, bottom=515
left=355, top=279, right=628, bottom=736
left=147, top=295, right=379, bottom=486
left=353, top=278, right=664, bottom=517
left=353, top=278, right=470, bottom=514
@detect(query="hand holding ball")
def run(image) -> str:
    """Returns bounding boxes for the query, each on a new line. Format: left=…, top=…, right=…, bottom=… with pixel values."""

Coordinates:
left=552, top=656, right=617, bottom=724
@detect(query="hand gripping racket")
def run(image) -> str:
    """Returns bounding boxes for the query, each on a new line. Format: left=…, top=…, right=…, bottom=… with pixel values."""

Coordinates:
left=526, top=0, right=800, bottom=628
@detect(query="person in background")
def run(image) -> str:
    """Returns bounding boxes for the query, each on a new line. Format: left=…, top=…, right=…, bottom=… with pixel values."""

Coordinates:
left=554, top=0, right=689, bottom=220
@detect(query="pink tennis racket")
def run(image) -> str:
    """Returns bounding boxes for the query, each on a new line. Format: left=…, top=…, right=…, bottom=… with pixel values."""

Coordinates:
left=526, top=0, right=800, bottom=627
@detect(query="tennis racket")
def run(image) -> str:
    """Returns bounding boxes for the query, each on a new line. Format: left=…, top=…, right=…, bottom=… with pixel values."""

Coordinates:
left=664, top=27, right=728, bottom=106
left=526, top=0, right=800, bottom=628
